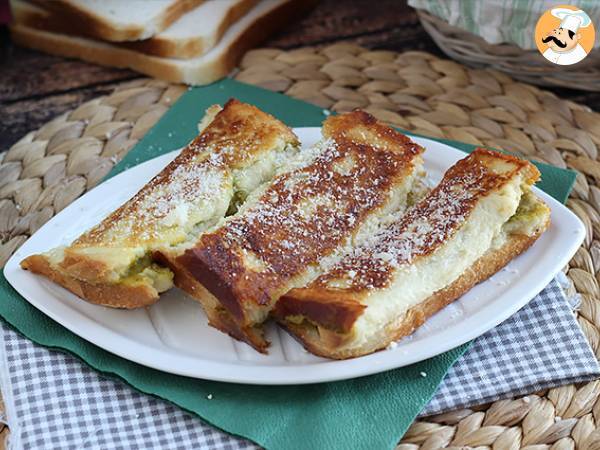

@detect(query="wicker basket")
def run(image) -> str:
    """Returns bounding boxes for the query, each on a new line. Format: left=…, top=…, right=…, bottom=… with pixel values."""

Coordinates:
left=417, top=9, right=600, bottom=92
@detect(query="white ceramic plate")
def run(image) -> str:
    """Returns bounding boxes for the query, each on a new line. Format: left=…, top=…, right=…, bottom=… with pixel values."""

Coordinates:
left=4, top=128, right=585, bottom=385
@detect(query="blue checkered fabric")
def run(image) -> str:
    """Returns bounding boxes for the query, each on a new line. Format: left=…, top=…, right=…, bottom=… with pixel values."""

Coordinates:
left=0, top=278, right=597, bottom=449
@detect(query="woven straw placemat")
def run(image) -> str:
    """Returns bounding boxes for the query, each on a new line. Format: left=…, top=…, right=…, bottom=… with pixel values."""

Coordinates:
left=1, top=44, right=600, bottom=448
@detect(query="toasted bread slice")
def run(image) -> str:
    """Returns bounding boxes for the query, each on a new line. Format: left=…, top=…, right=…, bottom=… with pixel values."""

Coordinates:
left=21, top=99, right=300, bottom=308
left=158, top=111, right=425, bottom=351
left=276, top=149, right=551, bottom=359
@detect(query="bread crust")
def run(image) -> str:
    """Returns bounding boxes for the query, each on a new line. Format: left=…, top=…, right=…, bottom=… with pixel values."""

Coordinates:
left=20, top=255, right=158, bottom=308
left=153, top=251, right=268, bottom=351
left=282, top=223, right=549, bottom=359
left=70, top=98, right=297, bottom=249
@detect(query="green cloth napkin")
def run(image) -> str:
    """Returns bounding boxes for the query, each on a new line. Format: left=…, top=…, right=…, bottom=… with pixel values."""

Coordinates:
left=0, top=78, right=576, bottom=450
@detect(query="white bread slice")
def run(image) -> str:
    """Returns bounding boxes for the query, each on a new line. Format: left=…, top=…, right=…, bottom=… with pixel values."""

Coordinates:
left=12, top=0, right=259, bottom=58
left=28, top=0, right=203, bottom=41
left=10, top=0, right=305, bottom=85
left=124, top=0, right=258, bottom=58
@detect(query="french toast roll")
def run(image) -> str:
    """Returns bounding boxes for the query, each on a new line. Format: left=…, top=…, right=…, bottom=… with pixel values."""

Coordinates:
left=160, top=111, right=425, bottom=351
left=276, top=149, right=550, bottom=359
left=22, top=99, right=300, bottom=308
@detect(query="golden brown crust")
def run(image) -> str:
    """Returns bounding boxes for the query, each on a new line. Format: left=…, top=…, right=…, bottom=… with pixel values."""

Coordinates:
left=74, top=98, right=297, bottom=248
left=58, top=250, right=115, bottom=286
left=275, top=288, right=366, bottom=333
left=29, top=0, right=203, bottom=42
left=475, top=148, right=540, bottom=185
left=322, top=110, right=419, bottom=151
left=282, top=222, right=549, bottom=359
left=315, top=148, right=539, bottom=293
left=276, top=149, right=547, bottom=358
left=165, top=110, right=423, bottom=350
left=20, top=255, right=158, bottom=308
left=153, top=251, right=269, bottom=351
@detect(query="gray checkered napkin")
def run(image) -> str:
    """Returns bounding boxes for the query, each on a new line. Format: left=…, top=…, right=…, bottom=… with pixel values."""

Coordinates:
left=0, top=275, right=598, bottom=449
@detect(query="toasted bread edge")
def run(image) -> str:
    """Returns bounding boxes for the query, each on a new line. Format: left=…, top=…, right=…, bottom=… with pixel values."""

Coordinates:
left=153, top=250, right=269, bottom=352
left=21, top=254, right=159, bottom=308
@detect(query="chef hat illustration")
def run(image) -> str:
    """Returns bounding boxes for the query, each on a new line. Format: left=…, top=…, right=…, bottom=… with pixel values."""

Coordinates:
left=551, top=8, right=592, bottom=33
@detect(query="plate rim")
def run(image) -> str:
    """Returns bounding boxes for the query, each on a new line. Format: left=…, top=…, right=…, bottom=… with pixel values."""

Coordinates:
left=4, top=128, right=586, bottom=385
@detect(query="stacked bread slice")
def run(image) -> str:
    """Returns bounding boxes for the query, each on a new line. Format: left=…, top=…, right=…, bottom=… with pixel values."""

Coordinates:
left=9, top=0, right=310, bottom=84
left=21, top=101, right=551, bottom=360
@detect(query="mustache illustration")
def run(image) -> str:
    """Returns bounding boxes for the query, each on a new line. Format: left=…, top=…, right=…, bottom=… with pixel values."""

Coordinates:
left=542, top=35, right=567, bottom=48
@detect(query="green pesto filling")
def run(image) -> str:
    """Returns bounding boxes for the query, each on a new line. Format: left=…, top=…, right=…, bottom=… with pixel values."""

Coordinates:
left=123, top=255, right=153, bottom=278
left=507, top=190, right=548, bottom=225
left=121, top=263, right=174, bottom=292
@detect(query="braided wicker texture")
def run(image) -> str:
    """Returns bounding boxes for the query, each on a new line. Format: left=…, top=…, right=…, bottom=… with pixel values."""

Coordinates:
left=417, top=10, right=600, bottom=92
left=0, top=80, right=187, bottom=267
left=1, top=44, right=600, bottom=448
